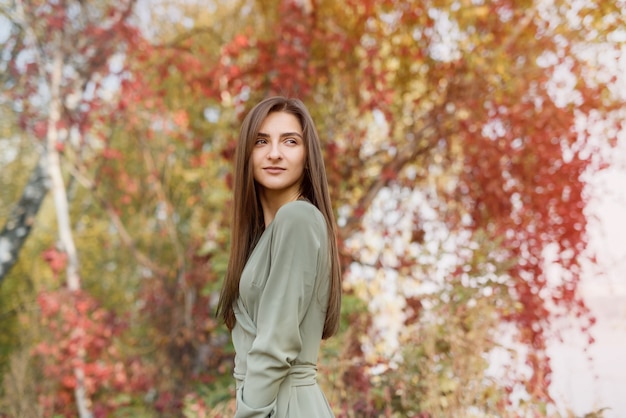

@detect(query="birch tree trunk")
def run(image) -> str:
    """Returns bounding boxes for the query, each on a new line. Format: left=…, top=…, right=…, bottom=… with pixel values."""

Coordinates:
left=46, top=50, right=81, bottom=292
left=0, top=153, right=48, bottom=283
left=46, top=47, right=93, bottom=418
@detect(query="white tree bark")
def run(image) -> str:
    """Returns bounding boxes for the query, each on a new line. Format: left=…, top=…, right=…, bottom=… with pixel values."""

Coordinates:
left=0, top=153, right=48, bottom=283
left=46, top=47, right=93, bottom=418
left=47, top=49, right=82, bottom=292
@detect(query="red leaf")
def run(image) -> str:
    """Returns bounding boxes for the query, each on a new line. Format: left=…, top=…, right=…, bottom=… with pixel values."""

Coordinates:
left=42, top=247, right=68, bottom=277
left=102, top=148, right=123, bottom=160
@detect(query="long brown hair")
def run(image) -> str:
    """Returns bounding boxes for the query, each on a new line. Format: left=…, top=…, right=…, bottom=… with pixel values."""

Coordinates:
left=216, top=96, right=342, bottom=339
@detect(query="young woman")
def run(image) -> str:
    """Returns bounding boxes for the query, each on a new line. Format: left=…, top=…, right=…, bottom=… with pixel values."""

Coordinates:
left=217, top=96, right=342, bottom=417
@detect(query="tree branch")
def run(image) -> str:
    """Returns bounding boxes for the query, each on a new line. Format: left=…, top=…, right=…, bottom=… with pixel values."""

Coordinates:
left=340, top=122, right=435, bottom=240
left=66, top=163, right=169, bottom=278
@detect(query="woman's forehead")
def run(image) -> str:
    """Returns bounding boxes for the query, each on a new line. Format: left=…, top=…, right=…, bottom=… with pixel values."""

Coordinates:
left=258, top=111, right=303, bottom=133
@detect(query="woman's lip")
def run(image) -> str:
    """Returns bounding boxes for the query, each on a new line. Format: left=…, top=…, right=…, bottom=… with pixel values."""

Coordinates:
left=263, top=167, right=286, bottom=173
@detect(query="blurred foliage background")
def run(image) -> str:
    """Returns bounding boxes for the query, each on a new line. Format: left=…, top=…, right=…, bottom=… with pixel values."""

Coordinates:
left=0, top=0, right=624, bottom=416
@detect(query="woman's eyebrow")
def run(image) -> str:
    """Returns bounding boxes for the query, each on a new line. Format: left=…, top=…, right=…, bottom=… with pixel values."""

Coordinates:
left=256, top=131, right=303, bottom=138
left=280, top=132, right=303, bottom=138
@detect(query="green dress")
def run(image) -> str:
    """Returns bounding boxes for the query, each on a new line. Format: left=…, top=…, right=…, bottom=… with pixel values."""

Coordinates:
left=232, top=200, right=335, bottom=418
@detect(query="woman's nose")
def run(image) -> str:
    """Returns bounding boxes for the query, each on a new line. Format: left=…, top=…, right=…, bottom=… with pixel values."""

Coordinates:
left=267, top=141, right=281, bottom=159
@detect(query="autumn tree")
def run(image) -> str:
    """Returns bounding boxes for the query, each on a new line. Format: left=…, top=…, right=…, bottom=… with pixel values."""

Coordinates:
left=137, top=0, right=624, bottom=414
left=0, top=0, right=159, bottom=416
left=2, top=0, right=235, bottom=414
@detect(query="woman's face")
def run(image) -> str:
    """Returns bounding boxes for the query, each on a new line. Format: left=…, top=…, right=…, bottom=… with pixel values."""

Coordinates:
left=251, top=111, right=306, bottom=198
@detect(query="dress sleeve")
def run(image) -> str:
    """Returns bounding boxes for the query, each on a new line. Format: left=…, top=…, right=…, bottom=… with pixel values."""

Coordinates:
left=236, top=204, right=322, bottom=417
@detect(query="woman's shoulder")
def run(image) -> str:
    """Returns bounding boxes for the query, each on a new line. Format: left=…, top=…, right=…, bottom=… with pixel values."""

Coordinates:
left=274, top=200, right=325, bottom=227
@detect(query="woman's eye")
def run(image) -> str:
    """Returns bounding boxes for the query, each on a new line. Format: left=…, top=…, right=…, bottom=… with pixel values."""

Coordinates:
left=255, top=138, right=267, bottom=145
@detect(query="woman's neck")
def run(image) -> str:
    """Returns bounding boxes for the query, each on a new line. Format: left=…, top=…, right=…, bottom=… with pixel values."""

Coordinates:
left=259, top=189, right=302, bottom=228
